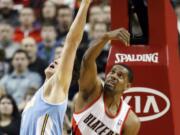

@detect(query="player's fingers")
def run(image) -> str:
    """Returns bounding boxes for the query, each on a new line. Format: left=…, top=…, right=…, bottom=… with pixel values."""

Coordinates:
left=119, top=28, right=130, bottom=45
left=120, top=31, right=130, bottom=45
left=118, top=32, right=128, bottom=46
left=119, top=31, right=129, bottom=45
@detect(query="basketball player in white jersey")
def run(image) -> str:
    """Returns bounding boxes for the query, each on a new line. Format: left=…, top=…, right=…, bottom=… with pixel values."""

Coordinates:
left=20, top=0, right=92, bottom=134
left=72, top=28, right=141, bottom=135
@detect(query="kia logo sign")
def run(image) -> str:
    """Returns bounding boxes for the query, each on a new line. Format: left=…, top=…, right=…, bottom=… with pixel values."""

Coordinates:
left=124, top=87, right=170, bottom=122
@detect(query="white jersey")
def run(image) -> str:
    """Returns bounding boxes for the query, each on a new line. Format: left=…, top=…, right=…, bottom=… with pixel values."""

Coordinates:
left=72, top=93, right=130, bottom=135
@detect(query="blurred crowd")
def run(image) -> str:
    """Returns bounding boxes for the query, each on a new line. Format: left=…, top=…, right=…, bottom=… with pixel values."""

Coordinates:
left=0, top=0, right=110, bottom=134
left=0, top=0, right=179, bottom=135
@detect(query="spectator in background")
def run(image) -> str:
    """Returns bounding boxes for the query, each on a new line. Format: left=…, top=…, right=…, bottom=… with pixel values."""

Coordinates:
left=0, top=49, right=42, bottom=105
left=172, top=0, right=178, bottom=7
left=0, top=23, right=20, bottom=60
left=0, top=0, right=19, bottom=27
left=56, top=4, right=89, bottom=44
left=91, top=21, right=108, bottom=40
left=40, top=0, right=57, bottom=26
left=88, top=5, right=105, bottom=38
left=50, top=0, right=74, bottom=7
left=90, top=21, right=109, bottom=78
left=0, top=49, right=9, bottom=79
left=56, top=5, right=73, bottom=42
left=0, top=95, right=21, bottom=135
left=89, top=5, right=104, bottom=24
left=14, top=8, right=42, bottom=43
left=28, top=0, right=46, bottom=17
left=0, top=85, right=6, bottom=98
left=21, top=37, right=48, bottom=80
left=57, top=4, right=89, bottom=61
left=102, top=4, right=111, bottom=30
left=38, top=24, right=59, bottom=63
left=18, top=87, right=37, bottom=112
left=54, top=45, right=64, bottom=59
left=13, top=0, right=22, bottom=5
left=14, top=0, right=46, bottom=17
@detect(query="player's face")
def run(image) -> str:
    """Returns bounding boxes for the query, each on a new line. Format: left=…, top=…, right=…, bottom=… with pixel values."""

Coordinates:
left=0, top=97, right=13, bottom=116
left=104, top=65, right=130, bottom=94
left=44, top=59, right=60, bottom=79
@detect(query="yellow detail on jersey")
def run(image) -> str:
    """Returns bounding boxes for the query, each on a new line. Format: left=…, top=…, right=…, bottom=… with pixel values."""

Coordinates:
left=41, top=114, right=49, bottom=135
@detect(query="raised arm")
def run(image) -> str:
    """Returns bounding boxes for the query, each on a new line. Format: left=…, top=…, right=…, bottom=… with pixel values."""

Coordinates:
left=79, top=28, right=130, bottom=95
left=56, top=0, right=91, bottom=90
left=44, top=0, right=91, bottom=103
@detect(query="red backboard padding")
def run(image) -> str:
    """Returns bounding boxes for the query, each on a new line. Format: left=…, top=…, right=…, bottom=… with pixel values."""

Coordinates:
left=107, top=0, right=180, bottom=134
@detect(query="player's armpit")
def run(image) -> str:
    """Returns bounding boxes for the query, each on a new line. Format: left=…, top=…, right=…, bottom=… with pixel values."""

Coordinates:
left=42, top=76, right=67, bottom=104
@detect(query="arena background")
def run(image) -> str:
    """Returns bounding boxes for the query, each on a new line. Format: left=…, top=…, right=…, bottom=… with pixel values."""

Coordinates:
left=0, top=0, right=180, bottom=135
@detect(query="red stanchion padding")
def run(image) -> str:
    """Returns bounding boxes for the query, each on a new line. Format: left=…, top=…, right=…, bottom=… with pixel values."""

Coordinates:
left=106, top=0, right=180, bottom=135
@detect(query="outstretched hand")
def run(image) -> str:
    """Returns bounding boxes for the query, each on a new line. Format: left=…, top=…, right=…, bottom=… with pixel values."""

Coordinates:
left=106, top=28, right=130, bottom=46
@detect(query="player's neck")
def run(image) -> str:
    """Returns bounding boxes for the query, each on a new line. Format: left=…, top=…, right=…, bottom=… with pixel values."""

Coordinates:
left=104, top=91, right=122, bottom=108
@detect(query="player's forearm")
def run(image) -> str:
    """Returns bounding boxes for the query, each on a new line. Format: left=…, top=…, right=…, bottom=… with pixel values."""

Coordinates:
left=54, top=1, right=91, bottom=92
left=83, top=34, right=110, bottom=64
left=65, top=1, right=90, bottom=49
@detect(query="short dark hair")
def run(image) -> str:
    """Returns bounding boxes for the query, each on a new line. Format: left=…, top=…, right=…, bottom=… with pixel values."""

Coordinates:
left=12, top=49, right=29, bottom=60
left=113, top=64, right=134, bottom=83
